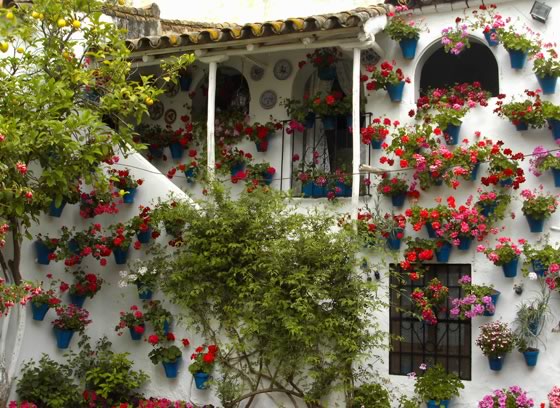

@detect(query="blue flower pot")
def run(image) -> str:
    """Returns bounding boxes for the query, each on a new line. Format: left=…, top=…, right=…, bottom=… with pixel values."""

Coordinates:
left=387, top=81, right=405, bottom=102
left=185, top=167, right=197, bottom=183
left=304, top=112, right=316, bottom=129
left=552, top=168, right=560, bottom=187
left=169, top=143, right=184, bottom=160
left=322, top=116, right=336, bottom=130
left=163, top=320, right=171, bottom=336
left=435, top=242, right=452, bottom=263
left=387, top=230, right=403, bottom=251
left=302, top=182, right=328, bottom=198
left=470, top=163, right=480, bottom=181
left=148, top=146, right=164, bottom=158
left=68, top=239, right=80, bottom=255
left=488, top=355, right=505, bottom=371
left=137, top=228, right=152, bottom=244
left=425, top=224, right=437, bottom=238
left=136, top=283, right=153, bottom=300
left=35, top=240, right=54, bottom=265
left=480, top=202, right=497, bottom=217
left=537, top=75, right=557, bottom=95
left=484, top=29, right=499, bottom=46
left=507, top=49, right=528, bottom=69
left=54, top=328, right=75, bottom=349
left=444, top=124, right=461, bottom=145
left=335, top=182, right=351, bottom=197
left=48, top=200, right=66, bottom=217
left=230, top=162, right=246, bottom=177
left=70, top=294, right=86, bottom=308
left=399, top=38, right=418, bottom=59
left=458, top=236, right=472, bottom=251
left=526, top=215, right=545, bottom=233
left=499, top=178, right=513, bottom=187
left=427, top=400, right=449, bottom=408
left=31, top=302, right=49, bottom=321
left=371, top=139, right=382, bottom=149
left=113, top=246, right=130, bottom=265
left=548, top=119, right=560, bottom=140
left=523, top=350, right=539, bottom=367
left=123, top=188, right=137, bottom=204
left=318, top=66, right=336, bottom=81
left=262, top=172, right=274, bottom=186
left=483, top=291, right=500, bottom=316
left=391, top=193, right=406, bottom=207
left=502, top=258, right=518, bottom=278
left=129, top=325, right=145, bottom=341
left=194, top=372, right=210, bottom=389
left=515, top=121, right=529, bottom=131
left=163, top=359, right=180, bottom=379
left=433, top=177, right=444, bottom=186
left=179, top=76, right=192, bottom=91
left=532, top=260, right=547, bottom=277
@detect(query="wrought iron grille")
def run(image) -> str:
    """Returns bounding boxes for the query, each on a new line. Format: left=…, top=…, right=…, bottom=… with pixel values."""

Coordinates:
left=389, top=264, right=472, bottom=380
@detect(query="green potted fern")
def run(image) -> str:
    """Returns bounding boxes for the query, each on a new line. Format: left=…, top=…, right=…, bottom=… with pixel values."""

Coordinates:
left=414, top=363, right=464, bottom=407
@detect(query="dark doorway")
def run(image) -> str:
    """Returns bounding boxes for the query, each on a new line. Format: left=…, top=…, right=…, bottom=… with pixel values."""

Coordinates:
left=420, top=43, right=499, bottom=96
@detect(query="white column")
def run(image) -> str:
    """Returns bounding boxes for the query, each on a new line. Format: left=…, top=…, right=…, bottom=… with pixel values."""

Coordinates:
left=207, top=61, right=217, bottom=179
left=351, top=48, right=361, bottom=207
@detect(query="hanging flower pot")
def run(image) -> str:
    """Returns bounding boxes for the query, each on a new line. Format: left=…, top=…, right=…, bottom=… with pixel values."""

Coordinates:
left=470, top=163, right=480, bottom=181
left=502, top=258, right=518, bottom=278
left=54, top=328, right=75, bottom=349
left=551, top=168, right=560, bottom=187
left=507, top=49, right=528, bottom=70
left=68, top=239, right=80, bottom=255
left=255, top=139, right=269, bottom=152
left=163, top=320, right=171, bottom=336
left=371, top=139, right=382, bottom=149
left=525, top=215, right=545, bottom=233
left=179, top=76, right=192, bottom=91
left=322, top=116, right=336, bottom=130
left=488, top=355, right=505, bottom=371
left=69, top=294, right=87, bottom=308
left=548, top=119, right=560, bottom=140
left=148, top=145, right=164, bottom=158
left=194, top=372, right=210, bottom=389
left=136, top=282, right=153, bottom=300
left=499, top=177, right=513, bottom=187
left=260, top=172, right=274, bottom=186
left=444, top=123, right=461, bottom=145
left=184, top=167, right=197, bottom=183
left=435, top=242, right=452, bottom=263
left=386, top=81, right=405, bottom=102
left=532, top=259, right=547, bottom=276
left=169, top=142, right=184, bottom=160
left=480, top=202, right=497, bottom=217
left=537, top=75, right=557, bottom=95
left=391, top=193, right=406, bottom=207
left=386, top=230, right=403, bottom=251
left=113, top=246, right=130, bottom=265
left=483, top=29, right=499, bottom=47
left=129, top=324, right=145, bottom=341
left=399, top=38, right=418, bottom=59
left=230, top=162, right=246, bottom=177
left=433, top=177, right=444, bottom=187
left=425, top=224, right=437, bottom=239
left=514, top=121, right=529, bottom=131
left=522, top=349, right=539, bottom=367
left=35, top=240, right=55, bottom=265
left=123, top=188, right=137, bottom=204
left=483, top=291, right=501, bottom=317
left=137, top=228, right=152, bottom=244
left=163, top=359, right=180, bottom=379
left=318, top=66, right=336, bottom=81
left=335, top=182, right=351, bottom=197
left=304, top=112, right=316, bottom=129
left=458, top=236, right=472, bottom=251
left=302, top=182, right=328, bottom=198
left=48, top=200, right=67, bottom=217
left=427, top=401, right=449, bottom=408
left=31, top=302, right=50, bottom=321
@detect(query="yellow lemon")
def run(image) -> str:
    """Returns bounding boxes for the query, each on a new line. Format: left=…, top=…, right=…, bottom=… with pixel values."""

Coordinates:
left=6, top=11, right=14, bottom=20
left=38, top=13, right=44, bottom=20
left=57, top=18, right=67, bottom=28
left=31, top=11, right=39, bottom=19
left=0, top=42, right=9, bottom=53
left=72, top=20, right=81, bottom=29
left=118, top=0, right=126, bottom=5
left=145, top=97, right=154, bottom=106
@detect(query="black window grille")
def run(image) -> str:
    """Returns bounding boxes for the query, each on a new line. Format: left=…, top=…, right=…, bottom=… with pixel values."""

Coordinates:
left=389, top=264, right=472, bottom=380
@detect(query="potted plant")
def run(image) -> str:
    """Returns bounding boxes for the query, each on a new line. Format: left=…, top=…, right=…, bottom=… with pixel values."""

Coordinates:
left=384, top=5, right=423, bottom=59
left=544, top=263, right=560, bottom=293
left=513, top=287, right=551, bottom=367
left=430, top=106, right=467, bottom=145
left=51, top=304, right=91, bottom=349
left=533, top=49, right=560, bottom=94
left=548, top=386, right=560, bottom=408
left=79, top=189, right=119, bottom=219
left=68, top=270, right=103, bottom=308
left=475, top=321, right=515, bottom=371
left=115, top=305, right=146, bottom=341
left=243, top=121, right=282, bottom=152
left=360, top=117, right=394, bottom=149
left=520, top=187, right=559, bottom=232
left=122, top=256, right=162, bottom=300
left=466, top=4, right=504, bottom=47
left=497, top=26, right=539, bottom=69
left=543, top=101, right=560, bottom=139
left=29, top=287, right=61, bottom=321
left=357, top=210, right=406, bottom=251
left=441, top=20, right=471, bottom=55
left=382, top=123, right=439, bottom=164
left=400, top=237, right=437, bottom=281
left=136, top=124, right=165, bottom=158
left=217, top=147, right=253, bottom=179
left=483, top=142, right=525, bottom=188
left=404, top=203, right=453, bottom=238
left=144, top=300, right=173, bottom=336
left=450, top=275, right=499, bottom=318
left=148, top=333, right=183, bottom=379
left=411, top=278, right=449, bottom=325
left=522, top=241, right=559, bottom=276
left=477, top=237, right=525, bottom=277
left=47, top=183, right=81, bottom=218
left=34, top=233, right=59, bottom=265
left=189, top=344, right=218, bottom=389
left=295, top=159, right=329, bottom=198
left=478, top=387, right=535, bottom=407
left=529, top=146, right=560, bottom=186
left=444, top=202, right=490, bottom=251
left=105, top=223, right=135, bottom=264
left=281, top=97, right=313, bottom=128
left=245, top=162, right=276, bottom=189
left=300, top=47, right=341, bottom=80
left=308, top=91, right=351, bottom=130
left=414, top=363, right=464, bottom=407
left=109, top=168, right=143, bottom=204
left=377, top=173, right=409, bottom=207
left=365, top=61, right=411, bottom=102
left=176, top=149, right=205, bottom=184
left=128, top=206, right=159, bottom=245
left=152, top=199, right=189, bottom=239
left=494, top=89, right=546, bottom=130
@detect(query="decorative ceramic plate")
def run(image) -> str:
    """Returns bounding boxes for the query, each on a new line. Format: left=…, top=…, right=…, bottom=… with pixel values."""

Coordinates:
left=148, top=100, right=164, bottom=120
left=164, top=109, right=177, bottom=124
left=273, top=59, right=292, bottom=80
left=250, top=65, right=265, bottom=81
left=259, top=90, right=277, bottom=110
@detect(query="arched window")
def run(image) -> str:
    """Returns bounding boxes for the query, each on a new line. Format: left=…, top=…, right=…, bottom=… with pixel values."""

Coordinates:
left=420, top=42, right=499, bottom=96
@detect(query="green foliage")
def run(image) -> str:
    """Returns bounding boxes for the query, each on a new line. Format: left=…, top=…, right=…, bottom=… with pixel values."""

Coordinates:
left=159, top=185, right=388, bottom=406
left=521, top=191, right=558, bottom=220
left=543, top=101, right=560, bottom=120
left=513, top=286, right=551, bottom=351
left=414, top=364, right=464, bottom=402
left=148, top=345, right=182, bottom=365
left=498, top=26, right=540, bottom=53
left=385, top=16, right=421, bottom=41
left=351, top=383, right=391, bottom=408
left=16, top=355, right=81, bottom=408
left=533, top=49, right=560, bottom=78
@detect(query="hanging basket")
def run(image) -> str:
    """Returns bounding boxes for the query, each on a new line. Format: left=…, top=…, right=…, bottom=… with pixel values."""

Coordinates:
left=386, top=81, right=405, bottom=102
left=194, top=372, right=210, bottom=389
left=501, top=258, right=519, bottom=278
left=399, top=38, right=418, bottom=59
left=537, top=75, right=557, bottom=95
left=507, top=49, right=528, bottom=69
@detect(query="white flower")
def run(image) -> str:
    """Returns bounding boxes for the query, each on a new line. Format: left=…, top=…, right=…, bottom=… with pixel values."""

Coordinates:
left=128, top=273, right=138, bottom=282
left=528, top=272, right=538, bottom=281
left=138, top=266, right=147, bottom=276
left=119, top=270, right=128, bottom=278
left=118, top=280, right=128, bottom=288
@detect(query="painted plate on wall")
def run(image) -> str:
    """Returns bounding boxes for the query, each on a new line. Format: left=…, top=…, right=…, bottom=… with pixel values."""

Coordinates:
left=259, top=90, right=277, bottom=110
left=148, top=100, right=164, bottom=120
left=250, top=65, right=265, bottom=81
left=164, top=109, right=177, bottom=124
left=273, top=59, right=292, bottom=80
